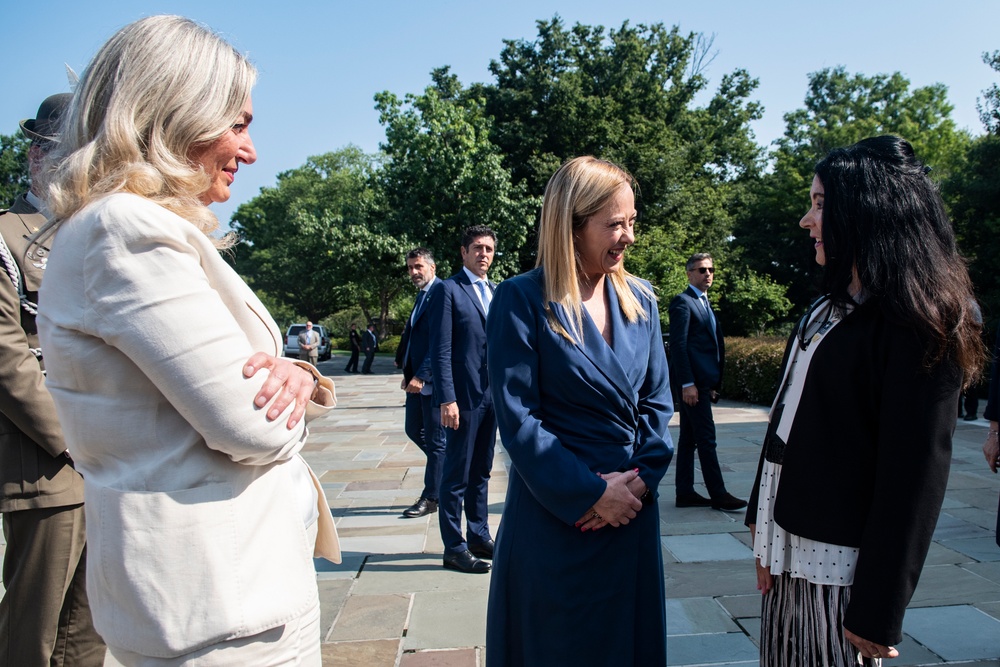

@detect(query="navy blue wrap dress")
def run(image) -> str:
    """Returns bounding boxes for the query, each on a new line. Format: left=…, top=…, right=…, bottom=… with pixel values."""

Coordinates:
left=485, top=268, right=673, bottom=666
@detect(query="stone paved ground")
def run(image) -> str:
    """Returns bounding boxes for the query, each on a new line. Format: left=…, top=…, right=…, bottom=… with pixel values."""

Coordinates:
left=308, top=355, right=1000, bottom=666
left=5, top=352, right=999, bottom=666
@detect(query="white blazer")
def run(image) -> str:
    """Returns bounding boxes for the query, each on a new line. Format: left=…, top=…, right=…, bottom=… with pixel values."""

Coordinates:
left=37, top=193, right=340, bottom=659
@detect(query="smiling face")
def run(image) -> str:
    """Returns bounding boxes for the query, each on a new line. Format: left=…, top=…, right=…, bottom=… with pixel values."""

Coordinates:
left=799, top=174, right=826, bottom=265
left=574, top=183, right=636, bottom=281
left=190, top=97, right=256, bottom=205
left=461, top=235, right=495, bottom=279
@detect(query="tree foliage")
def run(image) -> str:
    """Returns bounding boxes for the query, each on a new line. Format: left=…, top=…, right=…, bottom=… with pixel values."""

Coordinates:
left=230, top=146, right=409, bottom=329
left=375, top=68, right=538, bottom=279
left=735, top=67, right=970, bottom=313
left=979, top=50, right=1000, bottom=135
left=0, top=133, right=29, bottom=206
left=478, top=18, right=764, bottom=271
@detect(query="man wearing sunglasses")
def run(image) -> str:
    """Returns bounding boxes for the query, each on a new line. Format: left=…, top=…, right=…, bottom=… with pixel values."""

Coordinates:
left=668, top=253, right=747, bottom=512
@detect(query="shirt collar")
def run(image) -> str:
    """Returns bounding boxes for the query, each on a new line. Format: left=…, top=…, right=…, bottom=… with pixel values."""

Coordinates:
left=462, top=266, right=487, bottom=285
left=421, top=275, right=437, bottom=291
left=688, top=284, right=707, bottom=299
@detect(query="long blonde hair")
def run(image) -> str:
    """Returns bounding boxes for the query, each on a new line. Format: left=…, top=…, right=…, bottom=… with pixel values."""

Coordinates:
left=536, top=156, right=654, bottom=342
left=37, top=15, right=256, bottom=247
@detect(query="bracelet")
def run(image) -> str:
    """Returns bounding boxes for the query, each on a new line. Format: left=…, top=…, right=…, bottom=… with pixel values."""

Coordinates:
left=989, top=430, right=999, bottom=438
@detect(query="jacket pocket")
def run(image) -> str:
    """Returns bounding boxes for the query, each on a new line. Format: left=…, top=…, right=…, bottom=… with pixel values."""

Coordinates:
left=90, top=483, right=242, bottom=657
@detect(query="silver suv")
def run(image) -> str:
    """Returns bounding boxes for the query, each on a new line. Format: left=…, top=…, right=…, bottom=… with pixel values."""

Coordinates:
left=283, top=324, right=331, bottom=361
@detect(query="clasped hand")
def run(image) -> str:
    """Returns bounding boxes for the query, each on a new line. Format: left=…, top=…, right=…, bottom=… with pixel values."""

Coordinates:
left=575, top=469, right=645, bottom=531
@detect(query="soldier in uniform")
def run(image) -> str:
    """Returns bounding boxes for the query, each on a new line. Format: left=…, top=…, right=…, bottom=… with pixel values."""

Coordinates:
left=0, top=93, right=105, bottom=666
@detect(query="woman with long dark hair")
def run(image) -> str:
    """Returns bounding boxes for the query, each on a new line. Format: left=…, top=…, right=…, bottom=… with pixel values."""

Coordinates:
left=746, top=135, right=985, bottom=665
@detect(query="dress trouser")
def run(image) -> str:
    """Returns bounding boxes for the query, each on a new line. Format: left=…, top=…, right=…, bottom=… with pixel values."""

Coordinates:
left=674, top=387, right=727, bottom=498
left=404, top=391, right=446, bottom=501
left=439, top=395, right=496, bottom=554
left=1, top=503, right=106, bottom=667
left=345, top=349, right=359, bottom=372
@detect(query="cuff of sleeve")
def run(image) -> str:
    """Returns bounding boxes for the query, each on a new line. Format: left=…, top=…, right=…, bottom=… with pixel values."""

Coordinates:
left=292, top=361, right=337, bottom=408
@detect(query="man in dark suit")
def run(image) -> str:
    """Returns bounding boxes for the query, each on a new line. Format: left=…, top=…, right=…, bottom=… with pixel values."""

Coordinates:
left=668, top=253, right=747, bottom=512
left=431, top=225, right=497, bottom=573
left=0, top=94, right=105, bottom=666
left=361, top=322, right=378, bottom=374
left=394, top=248, right=445, bottom=518
left=344, top=323, right=361, bottom=372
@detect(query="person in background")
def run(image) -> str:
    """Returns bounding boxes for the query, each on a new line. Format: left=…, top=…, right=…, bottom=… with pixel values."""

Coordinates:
left=35, top=15, right=340, bottom=665
left=361, top=322, right=378, bottom=374
left=669, top=252, right=747, bottom=512
left=298, top=320, right=319, bottom=365
left=345, top=323, right=361, bottom=373
left=431, top=226, right=499, bottom=574
left=485, top=157, right=673, bottom=665
left=395, top=248, right=445, bottom=518
left=747, top=136, right=984, bottom=665
left=0, top=93, right=106, bottom=667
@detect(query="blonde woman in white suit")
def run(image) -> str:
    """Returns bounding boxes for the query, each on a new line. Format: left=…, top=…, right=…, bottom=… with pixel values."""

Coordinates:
left=34, top=16, right=340, bottom=666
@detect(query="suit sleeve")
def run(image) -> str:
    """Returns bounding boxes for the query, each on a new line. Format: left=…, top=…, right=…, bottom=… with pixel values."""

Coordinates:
left=668, top=295, right=695, bottom=387
left=629, top=296, right=674, bottom=491
left=395, top=323, right=410, bottom=368
left=486, top=279, right=606, bottom=525
left=0, top=270, right=65, bottom=457
left=843, top=327, right=958, bottom=645
left=81, top=206, right=312, bottom=466
left=431, top=280, right=457, bottom=405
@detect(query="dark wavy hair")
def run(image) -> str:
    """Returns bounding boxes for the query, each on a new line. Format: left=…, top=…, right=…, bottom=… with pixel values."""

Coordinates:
left=815, top=135, right=985, bottom=383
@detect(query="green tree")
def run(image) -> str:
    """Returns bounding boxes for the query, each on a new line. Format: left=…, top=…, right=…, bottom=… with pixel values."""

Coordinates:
left=0, top=133, right=29, bottom=205
left=230, top=146, right=409, bottom=329
left=735, top=67, right=970, bottom=314
left=979, top=50, right=1000, bottom=134
left=478, top=18, right=764, bottom=271
left=375, top=68, right=538, bottom=279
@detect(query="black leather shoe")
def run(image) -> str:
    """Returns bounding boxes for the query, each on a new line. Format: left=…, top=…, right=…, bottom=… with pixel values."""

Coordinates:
left=468, top=539, right=494, bottom=559
left=443, top=550, right=491, bottom=574
left=711, top=492, right=748, bottom=512
left=676, top=492, right=713, bottom=508
left=402, top=497, right=438, bottom=518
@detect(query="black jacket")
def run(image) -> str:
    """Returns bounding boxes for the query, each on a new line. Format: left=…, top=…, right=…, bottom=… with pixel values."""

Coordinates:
left=746, top=299, right=960, bottom=646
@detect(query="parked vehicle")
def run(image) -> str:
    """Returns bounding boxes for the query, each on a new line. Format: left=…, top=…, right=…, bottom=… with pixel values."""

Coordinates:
left=283, top=324, right=331, bottom=361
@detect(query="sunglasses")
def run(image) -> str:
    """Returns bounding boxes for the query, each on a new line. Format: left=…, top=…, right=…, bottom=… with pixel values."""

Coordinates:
left=691, top=267, right=715, bottom=274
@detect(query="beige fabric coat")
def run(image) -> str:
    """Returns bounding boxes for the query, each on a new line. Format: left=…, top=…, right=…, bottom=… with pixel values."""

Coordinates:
left=37, top=193, right=339, bottom=659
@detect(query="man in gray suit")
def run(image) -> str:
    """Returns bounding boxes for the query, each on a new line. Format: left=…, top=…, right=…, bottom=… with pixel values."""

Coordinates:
left=297, top=321, right=320, bottom=365
left=0, top=94, right=105, bottom=666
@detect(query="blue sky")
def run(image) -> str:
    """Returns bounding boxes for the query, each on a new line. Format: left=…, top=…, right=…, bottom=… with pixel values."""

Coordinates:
left=3, top=0, right=998, bottom=224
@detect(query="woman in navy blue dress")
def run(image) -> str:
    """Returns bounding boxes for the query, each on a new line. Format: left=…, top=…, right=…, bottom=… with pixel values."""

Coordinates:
left=485, top=157, right=673, bottom=666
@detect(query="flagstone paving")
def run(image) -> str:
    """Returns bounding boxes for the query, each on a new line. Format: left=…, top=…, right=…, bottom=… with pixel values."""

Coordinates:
left=4, top=352, right=999, bottom=665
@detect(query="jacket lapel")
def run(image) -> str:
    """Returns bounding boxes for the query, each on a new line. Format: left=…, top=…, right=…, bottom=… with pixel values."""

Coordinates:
left=457, top=272, right=487, bottom=320
left=549, top=281, right=636, bottom=406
